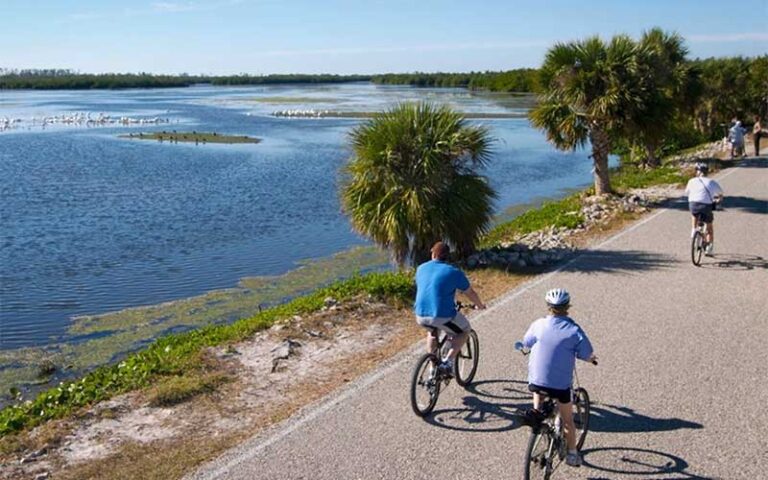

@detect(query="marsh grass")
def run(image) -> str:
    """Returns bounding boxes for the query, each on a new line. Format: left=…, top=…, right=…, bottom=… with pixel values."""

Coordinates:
left=120, top=132, right=261, bottom=144
left=146, top=373, right=231, bottom=407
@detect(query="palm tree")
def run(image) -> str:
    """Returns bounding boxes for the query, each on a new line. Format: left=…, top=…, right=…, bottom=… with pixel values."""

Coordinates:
left=341, top=102, right=496, bottom=267
left=529, top=35, right=643, bottom=194
left=631, top=28, right=695, bottom=167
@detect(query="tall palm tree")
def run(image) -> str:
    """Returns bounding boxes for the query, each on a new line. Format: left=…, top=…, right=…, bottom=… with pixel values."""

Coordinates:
left=530, top=35, right=643, bottom=194
left=341, top=102, right=496, bottom=267
left=631, top=28, right=695, bottom=167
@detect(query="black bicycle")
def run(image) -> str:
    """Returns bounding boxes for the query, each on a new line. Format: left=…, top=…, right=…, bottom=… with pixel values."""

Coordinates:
left=409, top=302, right=480, bottom=417
left=691, top=214, right=709, bottom=266
left=515, top=342, right=595, bottom=480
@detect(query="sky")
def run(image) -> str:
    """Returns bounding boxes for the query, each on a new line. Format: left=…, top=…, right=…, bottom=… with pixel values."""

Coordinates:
left=2, top=0, right=766, bottom=75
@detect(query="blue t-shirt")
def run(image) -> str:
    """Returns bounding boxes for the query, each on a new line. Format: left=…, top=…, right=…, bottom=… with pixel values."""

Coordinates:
left=414, top=260, right=470, bottom=318
left=522, top=315, right=594, bottom=390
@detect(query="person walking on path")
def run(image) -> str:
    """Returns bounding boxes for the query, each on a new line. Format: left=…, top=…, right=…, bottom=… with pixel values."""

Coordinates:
left=728, top=119, right=747, bottom=159
left=753, top=115, right=765, bottom=156
left=414, top=241, right=486, bottom=376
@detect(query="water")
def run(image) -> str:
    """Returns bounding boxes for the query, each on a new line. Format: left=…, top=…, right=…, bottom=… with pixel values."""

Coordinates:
left=1, top=83, right=596, bottom=353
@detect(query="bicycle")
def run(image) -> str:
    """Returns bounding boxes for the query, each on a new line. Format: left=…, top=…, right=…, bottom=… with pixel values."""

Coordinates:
left=691, top=213, right=710, bottom=266
left=409, top=302, right=480, bottom=417
left=514, top=342, right=596, bottom=480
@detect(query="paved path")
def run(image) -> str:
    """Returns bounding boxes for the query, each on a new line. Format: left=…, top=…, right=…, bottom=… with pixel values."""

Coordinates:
left=190, top=158, right=767, bottom=480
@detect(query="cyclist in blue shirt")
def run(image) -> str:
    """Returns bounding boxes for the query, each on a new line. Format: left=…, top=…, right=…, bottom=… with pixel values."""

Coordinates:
left=521, top=288, right=597, bottom=467
left=414, top=242, right=486, bottom=375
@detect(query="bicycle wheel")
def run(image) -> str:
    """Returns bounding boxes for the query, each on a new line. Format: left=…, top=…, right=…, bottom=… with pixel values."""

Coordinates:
left=524, top=429, right=555, bottom=480
left=455, top=329, right=479, bottom=387
left=691, top=231, right=704, bottom=266
left=410, top=353, right=441, bottom=417
left=573, top=387, right=591, bottom=450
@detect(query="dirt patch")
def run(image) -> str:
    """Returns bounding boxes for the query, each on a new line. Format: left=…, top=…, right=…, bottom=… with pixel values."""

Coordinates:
left=0, top=298, right=423, bottom=480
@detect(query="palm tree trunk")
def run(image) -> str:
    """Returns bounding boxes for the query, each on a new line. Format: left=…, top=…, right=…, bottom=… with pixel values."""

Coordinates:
left=590, top=127, right=612, bottom=195
left=645, top=143, right=659, bottom=168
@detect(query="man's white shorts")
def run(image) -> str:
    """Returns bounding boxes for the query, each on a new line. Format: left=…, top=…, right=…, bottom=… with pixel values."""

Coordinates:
left=416, top=312, right=470, bottom=335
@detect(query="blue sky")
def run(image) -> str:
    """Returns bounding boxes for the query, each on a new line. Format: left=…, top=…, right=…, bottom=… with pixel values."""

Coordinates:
left=2, top=0, right=766, bottom=74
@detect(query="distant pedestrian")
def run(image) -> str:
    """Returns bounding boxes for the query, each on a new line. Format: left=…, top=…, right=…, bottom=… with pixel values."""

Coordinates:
left=753, top=115, right=765, bottom=156
left=728, top=119, right=747, bottom=159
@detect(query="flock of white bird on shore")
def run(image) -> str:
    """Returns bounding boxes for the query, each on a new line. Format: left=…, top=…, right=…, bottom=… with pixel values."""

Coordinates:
left=0, top=113, right=171, bottom=132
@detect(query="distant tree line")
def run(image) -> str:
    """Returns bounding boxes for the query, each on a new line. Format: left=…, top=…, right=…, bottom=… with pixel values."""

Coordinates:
left=371, top=69, right=539, bottom=92
left=0, top=70, right=372, bottom=90
left=0, top=69, right=196, bottom=89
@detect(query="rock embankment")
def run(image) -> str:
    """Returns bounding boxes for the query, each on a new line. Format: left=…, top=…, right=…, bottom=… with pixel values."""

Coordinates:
left=465, top=186, right=681, bottom=271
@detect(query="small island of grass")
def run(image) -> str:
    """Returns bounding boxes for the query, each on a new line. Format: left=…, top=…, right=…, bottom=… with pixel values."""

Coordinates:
left=120, top=131, right=261, bottom=144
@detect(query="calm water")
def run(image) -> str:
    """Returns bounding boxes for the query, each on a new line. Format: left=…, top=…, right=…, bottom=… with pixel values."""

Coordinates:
left=0, top=83, right=595, bottom=351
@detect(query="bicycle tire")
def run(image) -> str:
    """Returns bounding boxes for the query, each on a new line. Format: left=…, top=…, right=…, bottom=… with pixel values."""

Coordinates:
left=573, top=387, right=591, bottom=450
left=410, top=353, right=441, bottom=417
left=455, top=329, right=479, bottom=387
left=524, top=428, right=555, bottom=480
left=691, top=231, right=704, bottom=266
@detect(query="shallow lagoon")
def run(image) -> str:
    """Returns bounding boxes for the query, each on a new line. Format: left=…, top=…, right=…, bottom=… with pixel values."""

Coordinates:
left=0, top=83, right=598, bottom=393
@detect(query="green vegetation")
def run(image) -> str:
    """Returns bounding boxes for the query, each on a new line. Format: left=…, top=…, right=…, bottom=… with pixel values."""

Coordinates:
left=0, top=69, right=196, bottom=89
left=0, top=271, right=413, bottom=435
left=481, top=161, right=688, bottom=247
left=120, top=131, right=261, bottom=144
left=0, top=70, right=371, bottom=90
left=372, top=69, right=539, bottom=92
left=610, top=163, right=687, bottom=192
left=481, top=194, right=584, bottom=248
left=342, top=102, right=496, bottom=266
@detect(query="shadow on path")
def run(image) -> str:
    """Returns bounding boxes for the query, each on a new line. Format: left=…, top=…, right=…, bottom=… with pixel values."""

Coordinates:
left=699, top=253, right=767, bottom=270
left=559, top=250, right=678, bottom=274
left=589, top=403, right=703, bottom=434
left=423, top=380, right=529, bottom=432
left=583, top=446, right=715, bottom=479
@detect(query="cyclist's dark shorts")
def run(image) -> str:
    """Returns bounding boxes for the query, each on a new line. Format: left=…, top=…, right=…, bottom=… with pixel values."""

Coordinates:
left=529, top=384, right=571, bottom=403
left=689, top=202, right=714, bottom=223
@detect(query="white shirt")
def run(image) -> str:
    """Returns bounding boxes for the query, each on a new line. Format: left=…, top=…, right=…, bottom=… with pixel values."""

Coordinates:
left=685, top=176, right=723, bottom=204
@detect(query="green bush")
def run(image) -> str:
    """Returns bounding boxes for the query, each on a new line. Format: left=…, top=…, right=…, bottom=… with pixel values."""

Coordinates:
left=481, top=194, right=584, bottom=248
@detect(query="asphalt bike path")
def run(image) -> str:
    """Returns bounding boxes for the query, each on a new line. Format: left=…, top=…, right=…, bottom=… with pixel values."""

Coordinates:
left=189, top=158, right=767, bottom=480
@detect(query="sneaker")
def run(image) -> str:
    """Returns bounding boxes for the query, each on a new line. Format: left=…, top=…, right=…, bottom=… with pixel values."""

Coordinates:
left=705, top=243, right=714, bottom=256
left=520, top=408, right=545, bottom=427
left=437, top=360, right=454, bottom=378
left=565, top=452, right=582, bottom=467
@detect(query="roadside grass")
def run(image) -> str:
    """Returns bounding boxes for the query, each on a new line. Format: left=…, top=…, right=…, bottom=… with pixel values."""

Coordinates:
left=480, top=194, right=584, bottom=248
left=146, top=371, right=231, bottom=408
left=0, top=272, right=414, bottom=436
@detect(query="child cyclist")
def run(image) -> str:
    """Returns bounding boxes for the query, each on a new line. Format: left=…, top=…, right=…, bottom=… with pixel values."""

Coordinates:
left=520, top=288, right=597, bottom=467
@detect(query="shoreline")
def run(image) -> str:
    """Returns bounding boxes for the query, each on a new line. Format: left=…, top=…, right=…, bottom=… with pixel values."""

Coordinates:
left=0, top=184, right=577, bottom=403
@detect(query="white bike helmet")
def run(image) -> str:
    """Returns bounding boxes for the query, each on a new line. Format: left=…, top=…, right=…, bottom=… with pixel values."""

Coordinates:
left=695, top=162, right=709, bottom=174
left=545, top=288, right=570, bottom=307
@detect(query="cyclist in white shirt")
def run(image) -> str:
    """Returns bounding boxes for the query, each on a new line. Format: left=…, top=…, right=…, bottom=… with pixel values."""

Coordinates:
left=685, top=162, right=724, bottom=255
